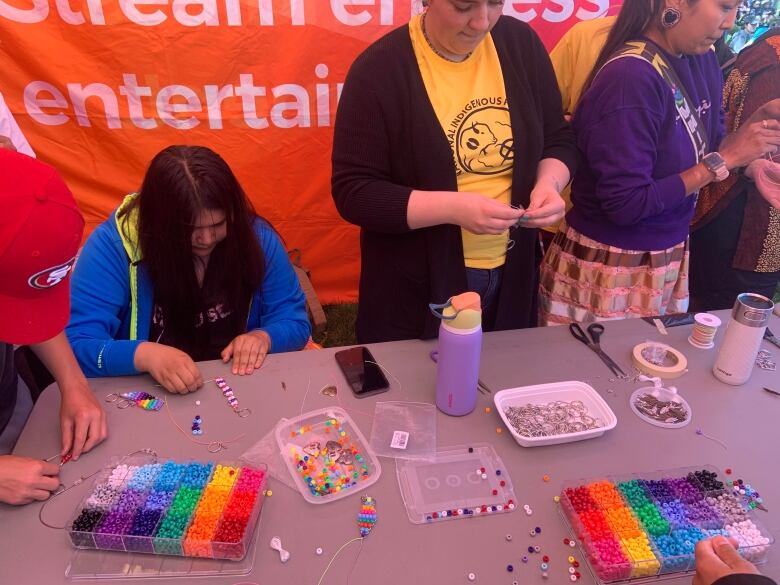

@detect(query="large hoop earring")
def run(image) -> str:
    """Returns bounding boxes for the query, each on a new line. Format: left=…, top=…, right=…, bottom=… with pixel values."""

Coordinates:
left=661, top=7, right=681, bottom=28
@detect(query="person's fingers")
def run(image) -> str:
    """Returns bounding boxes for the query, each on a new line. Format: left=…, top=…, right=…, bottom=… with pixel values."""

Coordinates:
left=60, top=417, right=74, bottom=457
left=186, top=360, right=203, bottom=390
left=167, top=372, right=189, bottom=394
left=178, top=367, right=199, bottom=393
left=70, top=417, right=88, bottom=460
left=245, top=343, right=260, bottom=375
left=231, top=337, right=245, bottom=374
left=221, top=341, right=234, bottom=363
left=81, top=418, right=102, bottom=454
left=30, top=489, right=53, bottom=502
left=238, top=339, right=254, bottom=375
left=39, top=461, right=60, bottom=476
left=712, top=535, right=749, bottom=569
left=35, top=473, right=61, bottom=492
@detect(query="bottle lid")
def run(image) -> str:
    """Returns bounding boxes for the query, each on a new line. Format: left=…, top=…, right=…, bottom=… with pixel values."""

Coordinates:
left=438, top=292, right=482, bottom=330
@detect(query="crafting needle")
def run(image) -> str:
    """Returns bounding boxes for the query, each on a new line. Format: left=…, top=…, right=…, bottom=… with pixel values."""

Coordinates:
left=764, top=387, right=780, bottom=396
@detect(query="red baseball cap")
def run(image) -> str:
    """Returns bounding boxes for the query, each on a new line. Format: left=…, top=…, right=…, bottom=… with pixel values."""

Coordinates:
left=0, top=150, right=84, bottom=345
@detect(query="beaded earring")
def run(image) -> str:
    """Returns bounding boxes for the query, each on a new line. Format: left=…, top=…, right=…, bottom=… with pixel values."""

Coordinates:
left=661, top=7, right=681, bottom=28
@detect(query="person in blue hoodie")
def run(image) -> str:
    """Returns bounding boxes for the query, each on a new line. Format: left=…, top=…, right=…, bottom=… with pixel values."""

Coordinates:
left=67, top=145, right=310, bottom=394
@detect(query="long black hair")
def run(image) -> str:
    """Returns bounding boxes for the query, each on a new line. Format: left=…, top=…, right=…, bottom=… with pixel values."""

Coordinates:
left=121, top=145, right=265, bottom=340
left=581, top=0, right=684, bottom=96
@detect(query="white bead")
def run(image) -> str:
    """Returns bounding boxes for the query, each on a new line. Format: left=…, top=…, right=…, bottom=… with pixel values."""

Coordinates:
left=468, top=572, right=476, bottom=581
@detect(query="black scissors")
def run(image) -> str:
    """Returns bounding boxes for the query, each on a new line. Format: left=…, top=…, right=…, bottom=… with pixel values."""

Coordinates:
left=569, top=323, right=627, bottom=378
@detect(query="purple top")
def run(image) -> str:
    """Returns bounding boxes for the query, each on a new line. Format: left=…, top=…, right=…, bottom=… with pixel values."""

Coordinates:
left=567, top=42, right=725, bottom=250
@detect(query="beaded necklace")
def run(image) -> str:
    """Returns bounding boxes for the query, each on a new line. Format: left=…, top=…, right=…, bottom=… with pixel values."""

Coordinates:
left=421, top=11, right=472, bottom=63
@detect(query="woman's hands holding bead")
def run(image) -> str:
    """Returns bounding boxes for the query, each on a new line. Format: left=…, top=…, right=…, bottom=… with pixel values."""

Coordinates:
left=452, top=192, right=525, bottom=235
left=221, top=330, right=271, bottom=375
left=522, top=183, right=566, bottom=228
left=134, top=342, right=203, bottom=394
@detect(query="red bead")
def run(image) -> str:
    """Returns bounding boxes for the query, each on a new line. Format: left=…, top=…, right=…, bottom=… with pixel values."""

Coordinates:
left=433, top=512, right=438, bottom=519
left=543, top=555, right=549, bottom=562
left=564, top=538, right=570, bottom=545
left=725, top=468, right=732, bottom=475
left=500, top=480, right=506, bottom=487
left=573, top=561, right=580, bottom=568
left=492, top=489, right=498, bottom=496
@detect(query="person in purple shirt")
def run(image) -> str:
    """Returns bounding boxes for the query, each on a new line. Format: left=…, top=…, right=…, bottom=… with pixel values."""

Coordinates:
left=539, top=0, right=780, bottom=325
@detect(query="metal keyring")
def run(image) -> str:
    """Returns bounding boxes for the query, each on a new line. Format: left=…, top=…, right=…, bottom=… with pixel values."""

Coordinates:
left=105, top=393, right=120, bottom=403
left=207, top=441, right=226, bottom=453
left=237, top=408, right=251, bottom=418
left=117, top=399, right=134, bottom=409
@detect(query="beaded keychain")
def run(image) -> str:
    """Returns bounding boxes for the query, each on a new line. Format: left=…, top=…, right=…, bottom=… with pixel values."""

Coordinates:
left=315, top=495, right=377, bottom=585
left=105, top=392, right=163, bottom=411
left=215, top=377, right=251, bottom=417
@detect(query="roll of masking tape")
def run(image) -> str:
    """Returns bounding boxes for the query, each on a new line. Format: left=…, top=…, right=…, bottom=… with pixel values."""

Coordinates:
left=632, top=342, right=688, bottom=378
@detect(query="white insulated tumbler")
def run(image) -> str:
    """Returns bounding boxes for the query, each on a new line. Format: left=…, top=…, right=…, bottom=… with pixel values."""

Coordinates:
left=713, top=293, right=774, bottom=386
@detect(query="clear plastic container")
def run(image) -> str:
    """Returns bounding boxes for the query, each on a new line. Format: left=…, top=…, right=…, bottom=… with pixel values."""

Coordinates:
left=558, top=466, right=774, bottom=584
left=67, top=453, right=266, bottom=561
left=275, top=407, right=381, bottom=504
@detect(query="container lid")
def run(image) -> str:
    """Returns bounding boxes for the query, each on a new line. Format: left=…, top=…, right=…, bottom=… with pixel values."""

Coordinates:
left=629, top=384, right=692, bottom=428
left=395, top=443, right=516, bottom=524
left=275, top=407, right=382, bottom=504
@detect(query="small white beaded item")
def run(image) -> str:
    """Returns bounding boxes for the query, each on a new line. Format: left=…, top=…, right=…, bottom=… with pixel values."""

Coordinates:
left=215, top=377, right=251, bottom=417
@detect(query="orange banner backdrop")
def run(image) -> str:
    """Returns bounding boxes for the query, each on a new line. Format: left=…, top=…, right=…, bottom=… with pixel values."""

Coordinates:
left=0, top=0, right=615, bottom=303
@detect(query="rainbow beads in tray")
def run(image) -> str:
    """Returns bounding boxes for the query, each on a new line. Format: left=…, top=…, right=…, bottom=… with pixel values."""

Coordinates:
left=560, top=467, right=774, bottom=584
left=275, top=407, right=382, bottom=504
left=68, top=453, right=266, bottom=561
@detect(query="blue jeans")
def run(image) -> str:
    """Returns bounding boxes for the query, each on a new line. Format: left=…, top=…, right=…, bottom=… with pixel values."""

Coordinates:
left=465, top=266, right=503, bottom=331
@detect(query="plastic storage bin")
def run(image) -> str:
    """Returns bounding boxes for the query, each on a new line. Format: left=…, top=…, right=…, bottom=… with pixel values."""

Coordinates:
left=494, top=380, right=617, bottom=447
left=275, top=407, right=382, bottom=504
left=559, top=466, right=774, bottom=583
left=67, top=452, right=266, bottom=561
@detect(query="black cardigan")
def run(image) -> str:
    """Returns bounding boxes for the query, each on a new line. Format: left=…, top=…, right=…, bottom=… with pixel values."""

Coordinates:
left=332, top=16, right=577, bottom=343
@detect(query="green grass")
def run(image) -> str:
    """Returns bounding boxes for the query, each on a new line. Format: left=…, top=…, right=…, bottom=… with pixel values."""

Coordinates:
left=313, top=304, right=358, bottom=348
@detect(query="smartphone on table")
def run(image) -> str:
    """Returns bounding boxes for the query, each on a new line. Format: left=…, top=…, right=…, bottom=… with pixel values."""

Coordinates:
left=334, top=346, right=390, bottom=398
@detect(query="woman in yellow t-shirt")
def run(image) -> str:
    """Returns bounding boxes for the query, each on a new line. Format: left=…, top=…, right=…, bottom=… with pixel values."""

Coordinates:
left=332, top=0, right=577, bottom=342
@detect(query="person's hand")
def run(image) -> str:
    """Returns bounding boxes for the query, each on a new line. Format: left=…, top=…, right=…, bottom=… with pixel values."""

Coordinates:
left=0, top=455, right=60, bottom=505
left=0, top=135, right=16, bottom=151
left=221, top=330, right=271, bottom=375
left=693, top=536, right=761, bottom=585
left=134, top=342, right=203, bottom=394
left=521, top=183, right=566, bottom=228
left=59, top=378, right=107, bottom=460
left=721, top=118, right=780, bottom=169
left=452, top=192, right=525, bottom=235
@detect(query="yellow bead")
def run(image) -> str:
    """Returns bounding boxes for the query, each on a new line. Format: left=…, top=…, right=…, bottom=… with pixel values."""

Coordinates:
left=484, top=407, right=491, bottom=413
left=496, top=427, right=502, bottom=434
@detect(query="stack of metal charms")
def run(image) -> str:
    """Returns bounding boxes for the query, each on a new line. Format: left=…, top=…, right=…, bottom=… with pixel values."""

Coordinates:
left=503, top=400, right=604, bottom=438
left=632, top=393, right=689, bottom=424
left=755, top=349, right=776, bottom=371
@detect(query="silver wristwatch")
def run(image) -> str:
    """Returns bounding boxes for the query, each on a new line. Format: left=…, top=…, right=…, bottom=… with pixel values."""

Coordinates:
left=702, top=152, right=729, bottom=182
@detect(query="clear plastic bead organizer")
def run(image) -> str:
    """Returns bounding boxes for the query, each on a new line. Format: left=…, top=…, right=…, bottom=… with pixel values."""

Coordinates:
left=558, top=465, right=774, bottom=584
left=66, top=451, right=267, bottom=562
left=396, top=443, right=517, bottom=524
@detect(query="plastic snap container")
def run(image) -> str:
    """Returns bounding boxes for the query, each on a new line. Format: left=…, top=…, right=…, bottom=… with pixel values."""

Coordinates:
left=67, top=453, right=267, bottom=561
left=275, top=407, right=381, bottom=504
left=558, top=467, right=774, bottom=584
left=494, top=381, right=617, bottom=447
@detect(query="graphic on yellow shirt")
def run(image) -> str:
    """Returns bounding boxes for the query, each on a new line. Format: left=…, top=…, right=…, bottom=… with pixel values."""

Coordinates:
left=410, top=14, right=514, bottom=269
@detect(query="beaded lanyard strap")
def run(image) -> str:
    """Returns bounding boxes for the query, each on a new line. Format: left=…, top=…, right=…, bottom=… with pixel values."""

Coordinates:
left=215, top=377, right=251, bottom=417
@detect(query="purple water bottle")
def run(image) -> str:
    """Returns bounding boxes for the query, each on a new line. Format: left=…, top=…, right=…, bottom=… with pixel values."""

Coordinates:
left=430, top=292, right=482, bottom=416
